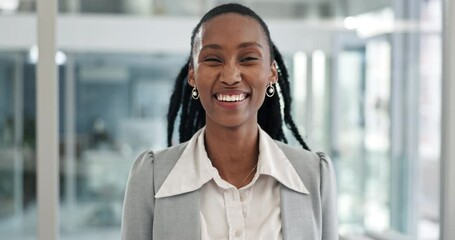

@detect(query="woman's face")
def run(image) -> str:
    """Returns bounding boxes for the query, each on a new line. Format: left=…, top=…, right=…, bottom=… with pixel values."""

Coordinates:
left=189, top=13, right=278, bottom=129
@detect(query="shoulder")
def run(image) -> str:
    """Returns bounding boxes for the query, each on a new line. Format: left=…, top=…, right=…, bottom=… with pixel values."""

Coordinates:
left=127, top=142, right=190, bottom=193
left=274, top=141, right=323, bottom=169
left=274, top=141, right=336, bottom=188
left=153, top=142, right=189, bottom=163
left=126, top=141, right=190, bottom=183
left=127, top=150, right=154, bottom=182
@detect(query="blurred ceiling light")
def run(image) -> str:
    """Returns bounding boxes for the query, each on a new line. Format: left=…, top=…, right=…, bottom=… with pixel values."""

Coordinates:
left=355, top=8, right=395, bottom=38
left=28, top=45, right=67, bottom=65
left=28, top=45, right=38, bottom=64
left=56, top=51, right=67, bottom=65
left=343, top=16, right=358, bottom=30
left=0, top=0, right=19, bottom=12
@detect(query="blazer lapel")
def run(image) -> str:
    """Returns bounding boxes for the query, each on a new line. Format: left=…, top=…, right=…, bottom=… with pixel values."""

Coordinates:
left=280, top=186, right=317, bottom=240
left=278, top=142, right=319, bottom=240
left=153, top=190, right=201, bottom=240
left=152, top=142, right=201, bottom=240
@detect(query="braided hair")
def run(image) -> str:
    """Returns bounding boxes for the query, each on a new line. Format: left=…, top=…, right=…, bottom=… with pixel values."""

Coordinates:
left=167, top=3, right=310, bottom=151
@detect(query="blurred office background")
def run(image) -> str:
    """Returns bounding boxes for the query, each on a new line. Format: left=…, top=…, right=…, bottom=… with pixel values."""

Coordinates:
left=0, top=0, right=444, bottom=239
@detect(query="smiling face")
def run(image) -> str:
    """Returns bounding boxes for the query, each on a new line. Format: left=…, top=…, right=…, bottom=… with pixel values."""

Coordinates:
left=188, top=13, right=278, bottom=129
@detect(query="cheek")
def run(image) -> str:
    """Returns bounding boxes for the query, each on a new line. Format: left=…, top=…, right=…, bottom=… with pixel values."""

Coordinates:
left=244, top=68, right=270, bottom=89
left=254, top=85, right=267, bottom=104
left=194, top=68, right=214, bottom=90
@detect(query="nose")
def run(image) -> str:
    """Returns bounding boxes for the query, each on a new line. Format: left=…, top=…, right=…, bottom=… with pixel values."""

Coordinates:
left=220, top=62, right=241, bottom=86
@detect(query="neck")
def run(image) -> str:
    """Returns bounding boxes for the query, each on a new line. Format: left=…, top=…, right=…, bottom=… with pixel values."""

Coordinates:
left=204, top=121, right=259, bottom=188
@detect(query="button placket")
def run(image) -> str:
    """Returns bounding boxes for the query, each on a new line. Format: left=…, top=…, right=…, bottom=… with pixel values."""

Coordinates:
left=239, top=188, right=251, bottom=218
left=224, top=188, right=246, bottom=240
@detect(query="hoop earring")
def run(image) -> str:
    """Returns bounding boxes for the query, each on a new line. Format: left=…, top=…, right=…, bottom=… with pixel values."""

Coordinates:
left=192, top=87, right=199, bottom=100
left=266, top=82, right=275, bottom=97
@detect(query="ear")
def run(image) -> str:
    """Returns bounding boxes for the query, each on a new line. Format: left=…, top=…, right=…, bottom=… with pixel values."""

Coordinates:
left=270, top=60, right=278, bottom=84
left=188, top=62, right=196, bottom=87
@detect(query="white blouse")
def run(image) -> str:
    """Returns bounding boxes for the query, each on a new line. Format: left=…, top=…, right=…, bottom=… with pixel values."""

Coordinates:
left=155, top=126, right=309, bottom=240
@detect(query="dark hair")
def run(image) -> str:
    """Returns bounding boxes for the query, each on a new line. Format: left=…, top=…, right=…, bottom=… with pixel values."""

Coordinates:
left=167, top=3, right=310, bottom=151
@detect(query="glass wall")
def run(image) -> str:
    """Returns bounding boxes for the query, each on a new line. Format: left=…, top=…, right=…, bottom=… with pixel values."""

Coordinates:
left=0, top=2, right=37, bottom=237
left=0, top=52, right=37, bottom=239
left=58, top=53, right=184, bottom=239
left=286, top=0, right=442, bottom=238
left=0, top=0, right=443, bottom=239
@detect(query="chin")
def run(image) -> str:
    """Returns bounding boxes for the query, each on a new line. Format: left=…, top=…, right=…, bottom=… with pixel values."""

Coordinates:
left=207, top=115, right=257, bottom=130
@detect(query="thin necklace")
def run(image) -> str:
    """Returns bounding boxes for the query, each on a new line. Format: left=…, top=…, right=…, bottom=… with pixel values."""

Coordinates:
left=239, top=163, right=258, bottom=187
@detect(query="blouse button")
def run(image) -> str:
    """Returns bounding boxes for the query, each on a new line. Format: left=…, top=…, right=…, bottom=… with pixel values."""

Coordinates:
left=240, top=194, right=246, bottom=202
left=234, top=229, right=242, bottom=238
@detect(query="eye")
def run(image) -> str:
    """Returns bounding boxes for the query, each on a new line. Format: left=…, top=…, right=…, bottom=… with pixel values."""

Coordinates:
left=204, top=57, right=222, bottom=63
left=240, top=56, right=259, bottom=62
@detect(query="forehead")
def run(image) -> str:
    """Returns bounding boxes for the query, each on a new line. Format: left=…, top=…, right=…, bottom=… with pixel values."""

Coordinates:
left=197, top=13, right=268, bottom=46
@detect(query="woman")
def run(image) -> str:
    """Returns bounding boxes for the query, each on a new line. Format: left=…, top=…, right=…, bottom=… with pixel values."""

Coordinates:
left=121, top=3, right=338, bottom=240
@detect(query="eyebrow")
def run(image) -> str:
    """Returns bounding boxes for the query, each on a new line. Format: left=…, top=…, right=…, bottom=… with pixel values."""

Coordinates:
left=201, top=42, right=264, bottom=51
left=238, top=42, right=263, bottom=49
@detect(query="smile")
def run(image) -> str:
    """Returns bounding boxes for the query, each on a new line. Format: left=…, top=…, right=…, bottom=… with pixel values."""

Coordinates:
left=216, top=93, right=247, bottom=102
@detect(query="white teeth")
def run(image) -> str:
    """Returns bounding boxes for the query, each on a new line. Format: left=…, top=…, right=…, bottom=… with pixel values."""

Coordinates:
left=216, top=94, right=246, bottom=102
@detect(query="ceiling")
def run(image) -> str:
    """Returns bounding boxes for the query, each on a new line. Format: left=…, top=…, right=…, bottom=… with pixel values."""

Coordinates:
left=9, top=0, right=392, bottom=19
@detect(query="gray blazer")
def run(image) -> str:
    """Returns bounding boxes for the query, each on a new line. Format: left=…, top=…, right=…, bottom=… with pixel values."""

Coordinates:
left=121, top=141, right=338, bottom=240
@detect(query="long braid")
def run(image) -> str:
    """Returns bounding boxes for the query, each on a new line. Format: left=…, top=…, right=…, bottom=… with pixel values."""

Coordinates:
left=185, top=92, right=204, bottom=141
left=167, top=62, right=206, bottom=146
left=273, top=44, right=311, bottom=151
left=167, top=61, right=189, bottom=146
left=178, top=75, right=193, bottom=143
left=258, top=85, right=284, bottom=142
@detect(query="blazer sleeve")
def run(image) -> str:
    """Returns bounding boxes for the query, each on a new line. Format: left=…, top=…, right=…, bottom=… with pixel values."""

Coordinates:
left=316, top=152, right=339, bottom=240
left=121, top=151, right=155, bottom=240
